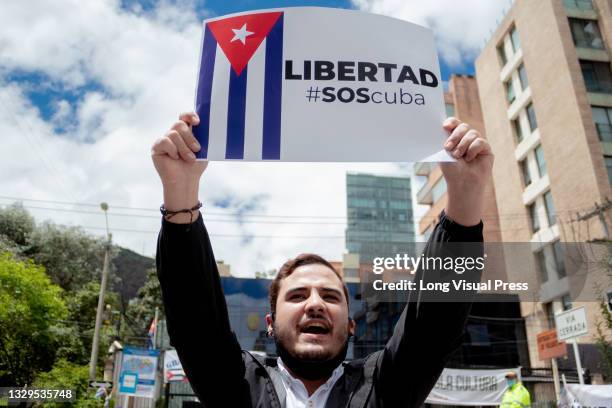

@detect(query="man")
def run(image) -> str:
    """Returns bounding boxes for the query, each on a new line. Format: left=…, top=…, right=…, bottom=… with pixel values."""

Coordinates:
left=152, top=112, right=493, bottom=407
left=500, top=372, right=531, bottom=408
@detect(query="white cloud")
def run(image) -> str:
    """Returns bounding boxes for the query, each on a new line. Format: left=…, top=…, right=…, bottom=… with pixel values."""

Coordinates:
left=0, top=0, right=419, bottom=277
left=352, top=0, right=510, bottom=66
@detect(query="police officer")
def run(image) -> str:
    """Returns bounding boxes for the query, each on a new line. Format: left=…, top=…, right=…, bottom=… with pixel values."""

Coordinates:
left=500, top=371, right=531, bottom=408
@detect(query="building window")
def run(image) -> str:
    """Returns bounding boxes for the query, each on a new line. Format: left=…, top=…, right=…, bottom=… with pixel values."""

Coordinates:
left=544, top=190, right=556, bottom=226
left=506, top=80, right=516, bottom=104
left=564, top=0, right=594, bottom=11
left=529, top=202, right=540, bottom=233
left=536, top=250, right=548, bottom=283
left=569, top=18, right=605, bottom=49
left=605, top=156, right=612, bottom=185
left=535, top=145, right=547, bottom=177
left=580, top=61, right=612, bottom=94
left=554, top=241, right=567, bottom=279
left=498, top=43, right=508, bottom=66
left=527, top=103, right=538, bottom=131
left=510, top=26, right=521, bottom=52
left=592, top=106, right=612, bottom=143
left=518, top=64, right=529, bottom=90
left=513, top=118, right=524, bottom=143
left=520, top=159, right=532, bottom=187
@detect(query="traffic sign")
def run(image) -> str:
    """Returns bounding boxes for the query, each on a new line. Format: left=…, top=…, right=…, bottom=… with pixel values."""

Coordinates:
left=537, top=329, right=567, bottom=360
left=88, top=380, right=112, bottom=389
left=555, top=307, right=588, bottom=341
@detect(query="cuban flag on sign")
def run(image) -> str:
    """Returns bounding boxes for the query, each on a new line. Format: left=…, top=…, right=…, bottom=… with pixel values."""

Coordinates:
left=194, top=12, right=284, bottom=161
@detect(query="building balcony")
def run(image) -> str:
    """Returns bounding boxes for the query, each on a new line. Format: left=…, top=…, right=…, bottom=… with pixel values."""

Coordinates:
left=564, top=0, right=594, bottom=11
left=416, top=181, right=433, bottom=205
left=564, top=0, right=598, bottom=19
left=413, top=162, right=431, bottom=176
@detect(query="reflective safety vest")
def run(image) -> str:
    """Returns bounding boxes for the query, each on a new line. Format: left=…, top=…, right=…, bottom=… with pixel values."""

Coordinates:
left=500, top=383, right=531, bottom=408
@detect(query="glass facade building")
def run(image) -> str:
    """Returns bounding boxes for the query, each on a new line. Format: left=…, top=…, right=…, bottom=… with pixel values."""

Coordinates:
left=345, top=174, right=415, bottom=262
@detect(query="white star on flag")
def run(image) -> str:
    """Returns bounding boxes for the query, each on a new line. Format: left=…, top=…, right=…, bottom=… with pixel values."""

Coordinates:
left=230, top=23, right=254, bottom=45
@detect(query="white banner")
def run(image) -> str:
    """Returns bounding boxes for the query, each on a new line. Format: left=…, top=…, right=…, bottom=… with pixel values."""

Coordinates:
left=426, top=368, right=521, bottom=406
left=193, top=7, right=449, bottom=162
left=163, top=349, right=186, bottom=383
left=560, top=384, right=612, bottom=408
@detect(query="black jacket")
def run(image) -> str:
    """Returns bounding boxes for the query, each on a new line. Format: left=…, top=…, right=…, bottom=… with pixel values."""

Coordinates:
left=156, top=211, right=483, bottom=407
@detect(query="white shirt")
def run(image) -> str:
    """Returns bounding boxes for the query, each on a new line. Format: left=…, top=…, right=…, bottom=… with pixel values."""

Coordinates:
left=277, top=358, right=344, bottom=408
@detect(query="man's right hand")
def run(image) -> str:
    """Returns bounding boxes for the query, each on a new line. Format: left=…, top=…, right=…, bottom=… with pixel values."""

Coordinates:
left=152, top=112, right=207, bottom=223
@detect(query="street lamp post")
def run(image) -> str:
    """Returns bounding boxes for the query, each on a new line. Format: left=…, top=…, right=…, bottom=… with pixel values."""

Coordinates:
left=89, top=202, right=112, bottom=383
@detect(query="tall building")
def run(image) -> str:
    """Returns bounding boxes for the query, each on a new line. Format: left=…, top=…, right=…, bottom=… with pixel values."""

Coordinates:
left=413, top=75, right=530, bottom=371
left=345, top=173, right=415, bottom=262
left=476, top=0, right=612, bottom=390
left=415, top=75, right=503, bottom=243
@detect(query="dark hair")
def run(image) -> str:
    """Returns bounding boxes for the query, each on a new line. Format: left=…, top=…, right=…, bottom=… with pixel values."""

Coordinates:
left=269, top=253, right=349, bottom=318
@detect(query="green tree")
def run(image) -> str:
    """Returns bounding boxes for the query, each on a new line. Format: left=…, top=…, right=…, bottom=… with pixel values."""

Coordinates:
left=595, top=299, right=612, bottom=382
left=0, top=203, right=35, bottom=249
left=123, top=269, right=163, bottom=345
left=0, top=252, right=68, bottom=385
left=62, top=282, right=120, bottom=365
left=33, top=359, right=105, bottom=408
left=26, top=222, right=111, bottom=291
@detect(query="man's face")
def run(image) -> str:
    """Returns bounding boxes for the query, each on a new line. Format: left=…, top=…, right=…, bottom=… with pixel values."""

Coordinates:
left=266, top=264, right=355, bottom=361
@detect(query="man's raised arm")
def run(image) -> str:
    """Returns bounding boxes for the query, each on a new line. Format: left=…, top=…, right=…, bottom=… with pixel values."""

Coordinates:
left=152, top=113, right=248, bottom=406
left=375, top=118, right=494, bottom=407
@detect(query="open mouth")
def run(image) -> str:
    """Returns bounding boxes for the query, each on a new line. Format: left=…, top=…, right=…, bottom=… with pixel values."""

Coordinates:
left=300, top=322, right=331, bottom=335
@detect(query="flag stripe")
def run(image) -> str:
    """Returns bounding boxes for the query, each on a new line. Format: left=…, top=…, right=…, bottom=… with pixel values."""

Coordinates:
left=262, top=15, right=284, bottom=160
left=225, top=67, right=248, bottom=159
left=194, top=25, right=217, bottom=159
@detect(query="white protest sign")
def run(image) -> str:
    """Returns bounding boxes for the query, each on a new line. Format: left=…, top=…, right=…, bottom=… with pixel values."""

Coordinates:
left=426, top=367, right=521, bottom=406
left=425, top=368, right=521, bottom=406
left=559, top=384, right=612, bottom=408
left=193, top=7, right=449, bottom=162
left=555, top=307, right=588, bottom=341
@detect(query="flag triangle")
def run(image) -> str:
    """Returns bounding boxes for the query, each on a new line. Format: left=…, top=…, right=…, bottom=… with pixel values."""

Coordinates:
left=207, top=12, right=283, bottom=76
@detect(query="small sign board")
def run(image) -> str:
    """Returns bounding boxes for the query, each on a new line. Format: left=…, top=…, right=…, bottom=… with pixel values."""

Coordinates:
left=537, top=329, right=567, bottom=360
left=555, top=306, right=588, bottom=342
left=88, top=381, right=113, bottom=389
left=119, top=372, right=138, bottom=394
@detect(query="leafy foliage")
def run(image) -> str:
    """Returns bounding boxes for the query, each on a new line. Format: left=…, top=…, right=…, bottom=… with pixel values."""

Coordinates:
left=123, top=269, right=163, bottom=345
left=0, top=252, right=68, bottom=385
left=0, top=203, right=35, bottom=247
left=25, top=222, right=111, bottom=291
left=595, top=295, right=612, bottom=382
left=32, top=359, right=105, bottom=408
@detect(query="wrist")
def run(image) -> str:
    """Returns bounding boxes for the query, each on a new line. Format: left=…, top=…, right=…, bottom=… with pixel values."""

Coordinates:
left=162, top=181, right=200, bottom=212
left=445, top=186, right=485, bottom=227
left=161, top=202, right=202, bottom=224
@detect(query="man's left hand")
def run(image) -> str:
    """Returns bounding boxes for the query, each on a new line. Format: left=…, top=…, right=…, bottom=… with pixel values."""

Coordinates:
left=440, top=117, right=494, bottom=227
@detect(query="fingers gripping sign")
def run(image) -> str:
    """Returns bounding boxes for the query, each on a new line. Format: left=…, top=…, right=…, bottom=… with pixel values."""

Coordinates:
left=152, top=112, right=208, bottom=223
left=440, top=117, right=494, bottom=227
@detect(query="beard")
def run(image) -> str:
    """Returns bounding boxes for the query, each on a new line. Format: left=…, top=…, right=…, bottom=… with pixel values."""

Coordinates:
left=273, top=323, right=350, bottom=381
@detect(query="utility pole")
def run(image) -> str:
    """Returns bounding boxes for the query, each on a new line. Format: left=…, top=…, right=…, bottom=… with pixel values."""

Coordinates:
left=152, top=307, right=159, bottom=349
left=577, top=198, right=612, bottom=239
left=89, top=202, right=112, bottom=383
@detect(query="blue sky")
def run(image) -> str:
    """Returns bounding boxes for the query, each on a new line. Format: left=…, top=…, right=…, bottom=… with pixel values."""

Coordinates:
left=0, top=0, right=503, bottom=273
left=20, top=0, right=476, bottom=131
